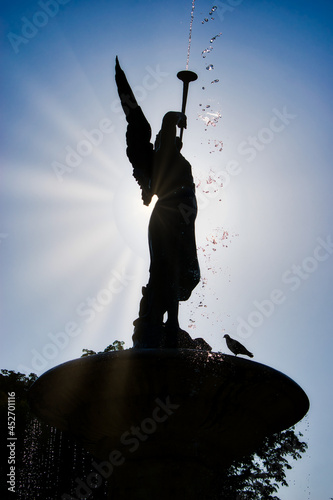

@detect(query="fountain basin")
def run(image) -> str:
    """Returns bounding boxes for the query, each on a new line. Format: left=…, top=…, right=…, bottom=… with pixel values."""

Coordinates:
left=28, top=349, right=309, bottom=499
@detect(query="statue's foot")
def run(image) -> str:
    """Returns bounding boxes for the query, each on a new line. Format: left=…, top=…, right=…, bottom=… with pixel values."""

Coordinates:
left=163, top=320, right=179, bottom=348
left=132, top=321, right=165, bottom=349
left=132, top=320, right=212, bottom=351
left=163, top=325, right=212, bottom=351
left=163, top=326, right=191, bottom=349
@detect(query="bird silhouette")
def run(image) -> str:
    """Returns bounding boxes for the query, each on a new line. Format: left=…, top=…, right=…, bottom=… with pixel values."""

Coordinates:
left=223, top=334, right=253, bottom=358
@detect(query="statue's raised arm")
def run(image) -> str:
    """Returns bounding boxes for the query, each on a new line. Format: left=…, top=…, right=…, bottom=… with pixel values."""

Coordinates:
left=115, top=56, right=154, bottom=205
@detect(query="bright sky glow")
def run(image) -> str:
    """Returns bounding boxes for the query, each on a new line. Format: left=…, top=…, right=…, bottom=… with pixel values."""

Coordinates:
left=1, top=1, right=333, bottom=498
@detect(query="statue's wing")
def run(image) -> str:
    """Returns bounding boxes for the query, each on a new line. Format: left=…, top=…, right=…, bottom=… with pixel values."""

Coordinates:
left=115, top=57, right=154, bottom=205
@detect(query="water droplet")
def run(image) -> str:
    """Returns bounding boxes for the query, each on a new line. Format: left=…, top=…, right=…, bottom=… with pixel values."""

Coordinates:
left=198, top=109, right=222, bottom=128
left=201, top=46, right=213, bottom=58
left=202, top=86, right=205, bottom=90
left=206, top=64, right=214, bottom=70
left=210, top=32, right=222, bottom=43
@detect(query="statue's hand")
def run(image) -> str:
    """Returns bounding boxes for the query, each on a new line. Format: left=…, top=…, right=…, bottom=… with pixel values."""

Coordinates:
left=177, top=112, right=187, bottom=130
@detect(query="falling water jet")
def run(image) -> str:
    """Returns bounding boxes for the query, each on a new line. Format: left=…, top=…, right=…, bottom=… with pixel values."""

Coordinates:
left=186, top=0, right=196, bottom=70
left=167, top=3, right=199, bottom=145
left=176, top=1, right=198, bottom=145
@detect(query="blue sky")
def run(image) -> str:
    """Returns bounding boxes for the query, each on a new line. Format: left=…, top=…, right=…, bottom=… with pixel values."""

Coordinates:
left=1, top=0, right=333, bottom=498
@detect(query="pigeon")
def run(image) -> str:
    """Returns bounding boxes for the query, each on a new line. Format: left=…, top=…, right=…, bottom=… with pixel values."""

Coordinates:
left=223, top=334, right=253, bottom=358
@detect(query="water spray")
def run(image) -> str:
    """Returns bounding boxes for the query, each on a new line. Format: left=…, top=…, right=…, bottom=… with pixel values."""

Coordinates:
left=177, top=0, right=197, bottom=143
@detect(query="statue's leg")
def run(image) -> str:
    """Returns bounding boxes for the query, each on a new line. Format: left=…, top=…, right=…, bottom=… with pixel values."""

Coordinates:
left=163, top=300, right=179, bottom=348
left=132, top=285, right=166, bottom=348
left=165, top=300, right=179, bottom=329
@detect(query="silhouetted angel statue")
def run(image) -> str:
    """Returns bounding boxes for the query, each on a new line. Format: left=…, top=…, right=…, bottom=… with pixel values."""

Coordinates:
left=115, top=57, right=203, bottom=349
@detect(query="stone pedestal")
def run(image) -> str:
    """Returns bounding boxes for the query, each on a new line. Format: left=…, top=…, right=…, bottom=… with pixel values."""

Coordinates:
left=28, top=349, right=309, bottom=499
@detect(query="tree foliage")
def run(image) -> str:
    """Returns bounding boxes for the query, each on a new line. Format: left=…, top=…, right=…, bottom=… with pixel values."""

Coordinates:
left=81, top=340, right=125, bottom=357
left=213, top=428, right=307, bottom=499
